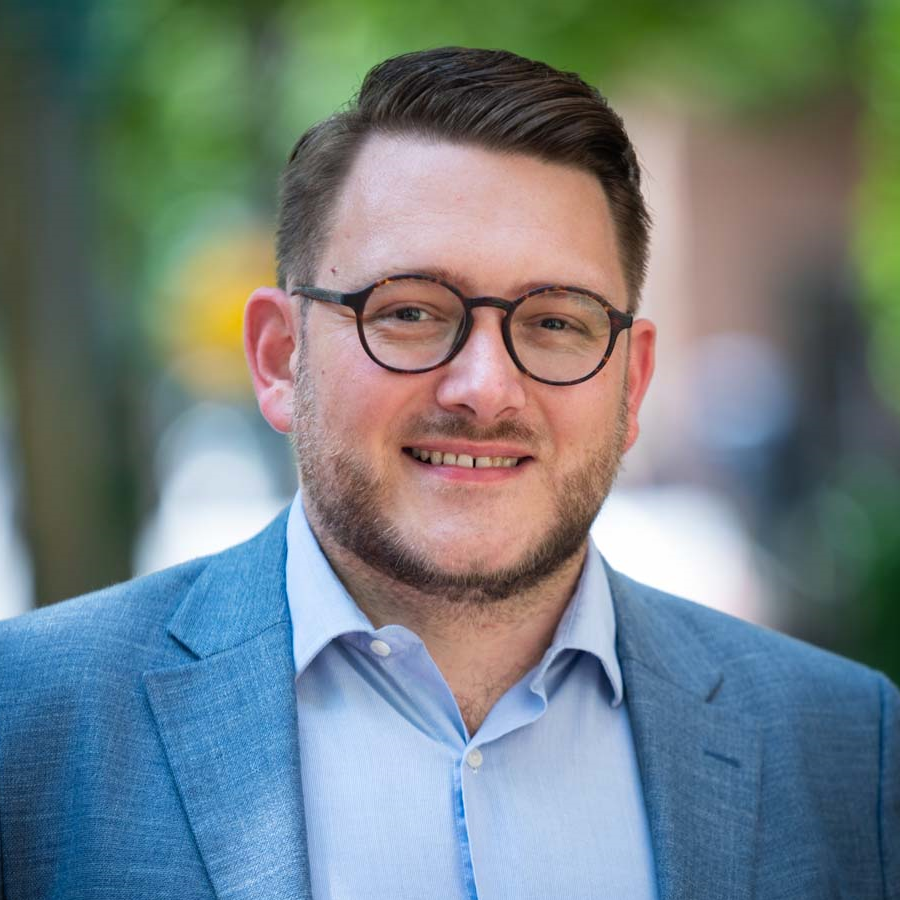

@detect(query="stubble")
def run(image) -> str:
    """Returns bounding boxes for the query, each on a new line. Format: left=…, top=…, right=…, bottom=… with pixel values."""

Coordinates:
left=292, top=355, right=627, bottom=605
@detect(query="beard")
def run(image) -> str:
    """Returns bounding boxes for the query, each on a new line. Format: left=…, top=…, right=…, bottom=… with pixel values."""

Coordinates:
left=292, top=361, right=628, bottom=605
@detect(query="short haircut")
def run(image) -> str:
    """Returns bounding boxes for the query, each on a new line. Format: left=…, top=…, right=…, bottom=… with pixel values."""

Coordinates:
left=276, top=47, right=651, bottom=311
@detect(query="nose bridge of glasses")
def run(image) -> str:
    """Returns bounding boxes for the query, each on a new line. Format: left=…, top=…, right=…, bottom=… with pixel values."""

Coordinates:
left=451, top=299, right=523, bottom=380
left=465, top=295, right=518, bottom=315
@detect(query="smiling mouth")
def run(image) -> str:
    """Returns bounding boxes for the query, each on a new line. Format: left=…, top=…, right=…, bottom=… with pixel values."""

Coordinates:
left=404, top=447, right=527, bottom=469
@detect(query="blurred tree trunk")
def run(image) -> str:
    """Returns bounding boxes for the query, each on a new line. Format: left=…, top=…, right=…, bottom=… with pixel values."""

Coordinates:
left=0, top=0, right=136, bottom=606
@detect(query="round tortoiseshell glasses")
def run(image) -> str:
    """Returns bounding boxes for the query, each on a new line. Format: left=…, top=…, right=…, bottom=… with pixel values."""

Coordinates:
left=291, top=273, right=633, bottom=386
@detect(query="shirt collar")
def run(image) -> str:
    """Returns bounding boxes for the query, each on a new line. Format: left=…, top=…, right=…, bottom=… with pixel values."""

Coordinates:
left=285, top=492, right=374, bottom=677
left=285, top=491, right=623, bottom=705
left=534, top=538, right=624, bottom=706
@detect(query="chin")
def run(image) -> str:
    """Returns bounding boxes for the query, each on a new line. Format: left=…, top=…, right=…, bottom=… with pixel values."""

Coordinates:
left=419, top=547, right=519, bottom=579
left=400, top=523, right=526, bottom=570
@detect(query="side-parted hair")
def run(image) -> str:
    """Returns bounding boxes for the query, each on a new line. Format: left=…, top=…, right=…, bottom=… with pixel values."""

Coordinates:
left=276, top=47, right=651, bottom=311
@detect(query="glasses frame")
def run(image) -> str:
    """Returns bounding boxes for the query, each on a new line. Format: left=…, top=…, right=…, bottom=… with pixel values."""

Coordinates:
left=291, top=273, right=634, bottom=386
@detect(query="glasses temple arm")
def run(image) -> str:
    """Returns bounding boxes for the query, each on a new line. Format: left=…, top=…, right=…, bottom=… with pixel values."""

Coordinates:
left=291, top=286, right=349, bottom=304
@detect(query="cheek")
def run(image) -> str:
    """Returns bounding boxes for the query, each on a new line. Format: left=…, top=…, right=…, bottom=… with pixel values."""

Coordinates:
left=544, top=385, right=602, bottom=436
left=309, top=352, right=421, bottom=450
left=545, top=384, right=623, bottom=455
left=312, top=324, right=366, bottom=377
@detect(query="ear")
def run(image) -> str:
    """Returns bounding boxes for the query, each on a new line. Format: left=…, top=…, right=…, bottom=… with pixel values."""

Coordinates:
left=244, top=286, right=297, bottom=434
left=622, top=318, right=656, bottom=453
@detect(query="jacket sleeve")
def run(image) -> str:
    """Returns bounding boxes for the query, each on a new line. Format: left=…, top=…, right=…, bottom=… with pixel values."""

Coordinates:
left=881, top=673, right=900, bottom=900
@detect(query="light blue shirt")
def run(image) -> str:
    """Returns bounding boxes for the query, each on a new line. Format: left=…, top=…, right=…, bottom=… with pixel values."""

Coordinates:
left=286, top=493, right=657, bottom=900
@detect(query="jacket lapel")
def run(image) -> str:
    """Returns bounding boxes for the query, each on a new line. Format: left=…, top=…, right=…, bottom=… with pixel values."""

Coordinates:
left=609, top=569, right=761, bottom=900
left=143, top=512, right=312, bottom=900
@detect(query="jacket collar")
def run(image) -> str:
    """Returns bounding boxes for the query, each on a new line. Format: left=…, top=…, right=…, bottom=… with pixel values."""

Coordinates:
left=165, top=508, right=293, bottom=659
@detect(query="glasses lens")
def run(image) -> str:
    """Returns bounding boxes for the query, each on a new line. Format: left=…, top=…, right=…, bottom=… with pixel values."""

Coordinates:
left=361, top=278, right=465, bottom=370
left=510, top=290, right=612, bottom=383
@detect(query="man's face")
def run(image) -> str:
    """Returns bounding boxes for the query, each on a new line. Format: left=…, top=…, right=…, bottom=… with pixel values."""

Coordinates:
left=291, top=135, right=653, bottom=601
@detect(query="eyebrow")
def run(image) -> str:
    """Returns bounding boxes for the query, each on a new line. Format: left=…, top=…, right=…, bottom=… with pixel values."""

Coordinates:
left=376, top=264, right=608, bottom=299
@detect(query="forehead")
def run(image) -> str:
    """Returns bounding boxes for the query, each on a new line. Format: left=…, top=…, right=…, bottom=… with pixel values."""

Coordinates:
left=319, top=134, right=627, bottom=302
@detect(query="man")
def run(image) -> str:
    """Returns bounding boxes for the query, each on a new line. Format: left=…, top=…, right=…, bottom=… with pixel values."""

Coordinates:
left=0, top=47, right=897, bottom=900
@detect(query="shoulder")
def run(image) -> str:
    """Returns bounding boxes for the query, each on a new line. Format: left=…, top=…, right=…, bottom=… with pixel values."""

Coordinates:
left=609, top=568, right=897, bottom=718
left=0, top=558, right=220, bottom=787
left=0, top=509, right=290, bottom=671
left=0, top=510, right=290, bottom=707
left=0, top=557, right=209, bottom=698
left=609, top=570, right=900, bottom=891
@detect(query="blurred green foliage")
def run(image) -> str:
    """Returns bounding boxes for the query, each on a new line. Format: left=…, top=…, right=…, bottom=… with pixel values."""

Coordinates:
left=840, top=460, right=900, bottom=681
left=84, top=0, right=866, bottom=335
left=858, top=0, right=900, bottom=416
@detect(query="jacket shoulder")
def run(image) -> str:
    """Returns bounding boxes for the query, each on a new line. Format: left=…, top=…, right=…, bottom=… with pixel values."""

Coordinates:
left=609, top=571, right=900, bottom=896
left=0, top=556, right=209, bottom=692
left=609, top=569, right=894, bottom=711
left=0, top=509, right=290, bottom=705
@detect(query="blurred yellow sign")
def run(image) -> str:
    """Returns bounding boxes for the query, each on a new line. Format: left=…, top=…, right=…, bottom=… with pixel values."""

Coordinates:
left=164, top=226, right=275, bottom=397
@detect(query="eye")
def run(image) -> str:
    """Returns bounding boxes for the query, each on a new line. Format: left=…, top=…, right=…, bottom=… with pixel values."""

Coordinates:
left=523, top=314, right=589, bottom=335
left=392, top=306, right=433, bottom=322
left=366, top=301, right=446, bottom=323
left=538, top=317, right=568, bottom=331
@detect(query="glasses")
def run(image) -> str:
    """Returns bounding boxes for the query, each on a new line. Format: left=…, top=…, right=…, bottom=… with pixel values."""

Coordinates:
left=291, top=273, right=633, bottom=386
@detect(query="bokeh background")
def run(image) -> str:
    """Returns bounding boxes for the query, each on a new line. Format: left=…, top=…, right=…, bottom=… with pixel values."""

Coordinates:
left=1, top=0, right=898, bottom=681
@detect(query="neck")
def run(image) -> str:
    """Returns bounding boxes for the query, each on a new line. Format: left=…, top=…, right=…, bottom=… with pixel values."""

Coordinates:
left=308, top=515, right=588, bottom=734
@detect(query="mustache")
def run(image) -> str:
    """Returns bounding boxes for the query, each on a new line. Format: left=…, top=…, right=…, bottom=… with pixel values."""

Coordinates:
left=402, top=413, right=540, bottom=445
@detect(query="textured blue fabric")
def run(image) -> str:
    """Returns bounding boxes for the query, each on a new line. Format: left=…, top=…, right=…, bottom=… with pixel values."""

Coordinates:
left=0, top=510, right=897, bottom=899
left=284, top=494, right=657, bottom=900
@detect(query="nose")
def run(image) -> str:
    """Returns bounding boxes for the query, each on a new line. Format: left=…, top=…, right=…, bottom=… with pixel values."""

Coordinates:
left=433, top=308, right=527, bottom=423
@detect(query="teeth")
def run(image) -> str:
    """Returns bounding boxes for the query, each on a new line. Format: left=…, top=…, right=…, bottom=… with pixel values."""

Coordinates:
left=410, top=448, right=520, bottom=469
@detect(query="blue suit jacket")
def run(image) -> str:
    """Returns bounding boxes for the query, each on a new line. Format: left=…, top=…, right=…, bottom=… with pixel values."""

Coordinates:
left=1, top=511, right=898, bottom=899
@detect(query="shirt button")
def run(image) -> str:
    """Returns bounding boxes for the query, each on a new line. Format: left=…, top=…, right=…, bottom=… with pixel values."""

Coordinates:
left=370, top=639, right=392, bottom=658
left=466, top=748, right=484, bottom=770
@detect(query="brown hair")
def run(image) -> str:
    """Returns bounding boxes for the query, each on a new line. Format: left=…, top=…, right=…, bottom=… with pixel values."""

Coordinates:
left=276, top=47, right=651, bottom=310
